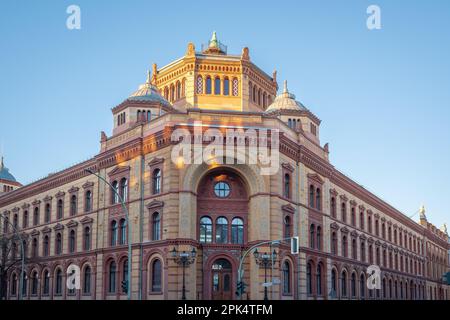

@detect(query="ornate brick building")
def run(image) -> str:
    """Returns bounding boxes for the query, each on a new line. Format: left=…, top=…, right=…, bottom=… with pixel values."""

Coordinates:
left=1, top=33, right=449, bottom=300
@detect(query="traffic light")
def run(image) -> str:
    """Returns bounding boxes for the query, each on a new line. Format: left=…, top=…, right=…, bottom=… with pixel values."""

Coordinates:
left=121, top=280, right=128, bottom=294
left=236, top=281, right=247, bottom=297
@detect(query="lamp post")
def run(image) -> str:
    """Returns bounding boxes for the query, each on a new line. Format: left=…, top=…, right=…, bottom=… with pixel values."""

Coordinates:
left=253, top=249, right=277, bottom=301
left=85, top=168, right=132, bottom=300
left=171, top=247, right=196, bottom=300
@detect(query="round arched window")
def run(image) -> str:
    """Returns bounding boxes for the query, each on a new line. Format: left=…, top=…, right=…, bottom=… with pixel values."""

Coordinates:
left=214, top=181, right=230, bottom=198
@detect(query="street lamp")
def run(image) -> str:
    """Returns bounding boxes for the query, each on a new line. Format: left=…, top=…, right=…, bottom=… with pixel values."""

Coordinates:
left=254, top=248, right=277, bottom=301
left=84, top=168, right=132, bottom=300
left=171, top=247, right=196, bottom=300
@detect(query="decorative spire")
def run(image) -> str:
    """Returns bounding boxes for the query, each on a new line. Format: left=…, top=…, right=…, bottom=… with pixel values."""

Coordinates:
left=209, top=31, right=218, bottom=48
left=283, top=80, right=288, bottom=93
left=441, top=223, right=448, bottom=235
left=146, top=70, right=151, bottom=84
left=0, top=156, right=3, bottom=170
left=419, top=205, right=427, bottom=220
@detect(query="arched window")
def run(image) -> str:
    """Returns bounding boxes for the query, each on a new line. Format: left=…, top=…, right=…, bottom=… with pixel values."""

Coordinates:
left=31, top=271, right=38, bottom=295
left=182, top=78, right=186, bottom=97
left=111, top=220, right=118, bottom=246
left=206, top=76, right=212, bottom=94
left=215, top=217, right=228, bottom=244
left=352, top=238, right=357, bottom=259
left=309, top=185, right=315, bottom=207
left=368, top=216, right=372, bottom=233
left=316, top=226, right=322, bottom=251
left=44, top=203, right=51, bottom=223
left=108, top=261, right=116, bottom=293
left=252, top=85, right=257, bottom=102
left=13, top=214, right=18, bottom=229
left=122, top=260, right=128, bottom=294
left=43, top=270, right=50, bottom=295
left=32, top=238, right=38, bottom=258
left=21, top=274, right=27, bottom=296
left=196, top=76, right=203, bottom=94
left=306, top=262, right=313, bottom=295
left=164, top=87, right=169, bottom=100
left=70, top=195, right=77, bottom=216
left=309, top=224, right=315, bottom=249
left=223, top=77, right=230, bottom=95
left=214, top=77, right=221, bottom=95
left=351, top=272, right=356, bottom=298
left=152, top=169, right=161, bottom=195
left=282, top=261, right=291, bottom=294
left=176, top=81, right=181, bottom=100
left=83, top=266, right=91, bottom=294
left=375, top=220, right=379, bottom=236
left=382, top=278, right=387, bottom=299
left=331, top=197, right=336, bottom=218
left=331, top=269, right=337, bottom=297
left=84, top=226, right=91, bottom=251
left=170, top=84, right=175, bottom=102
left=341, top=203, right=346, bottom=223
left=57, top=200, right=63, bottom=219
left=316, top=264, right=323, bottom=296
left=351, top=207, right=355, bottom=226
left=119, top=178, right=128, bottom=202
left=119, top=219, right=127, bottom=245
left=361, top=241, right=366, bottom=262
left=55, top=269, right=63, bottom=295
left=284, top=216, right=292, bottom=239
left=85, top=190, right=92, bottom=212
left=56, top=233, right=62, bottom=255
left=23, top=210, right=28, bottom=228
left=151, top=259, right=162, bottom=292
left=341, top=271, right=347, bottom=297
left=342, top=236, right=348, bottom=257
left=11, top=273, right=17, bottom=296
left=316, top=188, right=321, bottom=210
left=360, top=274, right=366, bottom=299
left=33, top=207, right=39, bottom=226
left=288, top=119, right=292, bottom=128
left=152, top=212, right=161, bottom=241
left=284, top=174, right=290, bottom=198
left=382, top=223, right=386, bottom=239
left=360, top=211, right=365, bottom=229
left=331, top=232, right=337, bottom=254
left=43, top=235, right=50, bottom=257
left=69, top=229, right=76, bottom=253
left=231, top=218, right=244, bottom=244
left=111, top=181, right=119, bottom=204
left=232, top=78, right=239, bottom=96
left=258, top=88, right=261, bottom=105
left=200, top=216, right=213, bottom=243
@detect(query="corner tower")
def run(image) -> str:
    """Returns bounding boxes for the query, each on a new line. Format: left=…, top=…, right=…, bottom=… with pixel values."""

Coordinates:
left=152, top=32, right=278, bottom=112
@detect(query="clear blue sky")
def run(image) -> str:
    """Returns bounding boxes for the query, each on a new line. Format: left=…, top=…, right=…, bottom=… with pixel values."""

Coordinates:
left=0, top=1, right=449, bottom=229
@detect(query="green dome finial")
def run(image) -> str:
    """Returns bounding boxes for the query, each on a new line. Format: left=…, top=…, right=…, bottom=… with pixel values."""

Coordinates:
left=209, top=31, right=218, bottom=48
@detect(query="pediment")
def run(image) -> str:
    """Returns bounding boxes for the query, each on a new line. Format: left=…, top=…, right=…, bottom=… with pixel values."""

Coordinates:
left=147, top=200, right=164, bottom=210
left=108, top=165, right=131, bottom=177
left=281, top=204, right=295, bottom=214
left=82, top=181, right=94, bottom=189
left=53, top=223, right=64, bottom=231
left=148, top=157, right=165, bottom=167
left=330, top=222, right=339, bottom=230
left=80, top=216, right=94, bottom=225
left=307, top=173, right=324, bottom=185
left=66, top=220, right=79, bottom=228
left=282, top=162, right=295, bottom=173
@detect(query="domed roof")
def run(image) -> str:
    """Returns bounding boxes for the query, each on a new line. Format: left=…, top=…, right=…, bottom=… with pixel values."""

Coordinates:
left=265, top=81, right=308, bottom=113
left=0, top=157, right=17, bottom=182
left=128, top=71, right=171, bottom=106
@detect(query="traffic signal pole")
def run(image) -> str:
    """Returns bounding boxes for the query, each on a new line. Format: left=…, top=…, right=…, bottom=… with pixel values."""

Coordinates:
left=237, top=237, right=298, bottom=300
